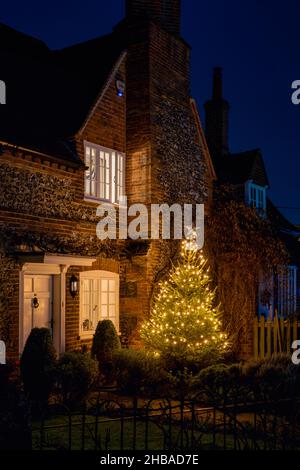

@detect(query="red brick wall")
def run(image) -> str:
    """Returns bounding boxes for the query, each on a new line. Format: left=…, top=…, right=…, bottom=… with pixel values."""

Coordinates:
left=74, top=55, right=126, bottom=200
left=75, top=55, right=126, bottom=158
left=0, top=17, right=219, bottom=362
left=0, top=56, right=127, bottom=359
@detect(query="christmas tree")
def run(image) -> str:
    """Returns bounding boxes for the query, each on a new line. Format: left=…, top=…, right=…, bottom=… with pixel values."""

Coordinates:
left=141, top=237, right=229, bottom=367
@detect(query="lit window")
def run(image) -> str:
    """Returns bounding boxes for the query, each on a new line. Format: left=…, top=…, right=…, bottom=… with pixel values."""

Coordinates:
left=245, top=181, right=266, bottom=212
left=277, top=266, right=297, bottom=317
left=80, top=271, right=119, bottom=336
left=84, top=142, right=125, bottom=203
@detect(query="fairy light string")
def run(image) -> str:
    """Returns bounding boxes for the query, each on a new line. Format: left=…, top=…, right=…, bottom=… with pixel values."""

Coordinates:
left=141, top=233, right=229, bottom=359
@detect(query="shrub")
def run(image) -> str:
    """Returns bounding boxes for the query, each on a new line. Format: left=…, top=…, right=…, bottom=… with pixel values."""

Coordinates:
left=242, top=354, right=292, bottom=379
left=242, top=353, right=297, bottom=399
left=196, top=363, right=241, bottom=388
left=166, top=368, right=196, bottom=399
left=163, top=354, right=223, bottom=376
left=91, top=320, right=121, bottom=380
left=187, top=354, right=300, bottom=404
left=0, top=390, right=31, bottom=450
left=56, top=352, right=98, bottom=406
left=113, top=349, right=169, bottom=396
left=193, top=363, right=243, bottom=403
left=20, top=328, right=57, bottom=404
left=0, top=361, right=14, bottom=396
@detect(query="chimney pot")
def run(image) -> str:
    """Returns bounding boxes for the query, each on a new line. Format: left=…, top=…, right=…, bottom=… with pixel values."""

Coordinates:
left=213, top=67, right=223, bottom=100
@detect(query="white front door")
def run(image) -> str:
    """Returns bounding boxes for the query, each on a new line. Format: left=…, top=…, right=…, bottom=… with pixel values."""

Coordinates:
left=23, top=275, right=53, bottom=347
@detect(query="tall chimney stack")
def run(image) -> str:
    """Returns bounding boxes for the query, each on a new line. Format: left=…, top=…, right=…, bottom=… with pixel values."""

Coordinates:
left=204, top=67, right=230, bottom=159
left=125, top=0, right=181, bottom=36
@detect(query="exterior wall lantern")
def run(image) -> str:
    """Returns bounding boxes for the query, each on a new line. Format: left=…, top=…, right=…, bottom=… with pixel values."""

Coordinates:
left=70, top=274, right=79, bottom=298
left=116, top=79, right=125, bottom=97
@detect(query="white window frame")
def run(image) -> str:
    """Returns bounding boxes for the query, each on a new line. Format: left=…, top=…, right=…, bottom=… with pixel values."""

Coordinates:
left=79, top=270, right=120, bottom=338
left=245, top=181, right=267, bottom=212
left=84, top=141, right=125, bottom=204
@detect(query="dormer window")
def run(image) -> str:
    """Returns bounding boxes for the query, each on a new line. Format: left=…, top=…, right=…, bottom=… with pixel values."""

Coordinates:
left=245, top=181, right=267, bottom=213
left=84, top=142, right=125, bottom=203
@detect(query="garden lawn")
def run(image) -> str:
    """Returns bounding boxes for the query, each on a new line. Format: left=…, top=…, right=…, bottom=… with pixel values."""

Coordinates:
left=31, top=413, right=253, bottom=451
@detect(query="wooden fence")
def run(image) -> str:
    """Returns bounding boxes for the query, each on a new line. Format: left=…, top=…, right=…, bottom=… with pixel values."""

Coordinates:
left=254, top=315, right=300, bottom=359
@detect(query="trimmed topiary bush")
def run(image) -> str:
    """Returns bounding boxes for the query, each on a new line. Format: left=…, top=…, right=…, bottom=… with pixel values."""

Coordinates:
left=20, top=328, right=57, bottom=405
left=56, top=352, right=98, bottom=407
left=91, top=320, right=121, bottom=381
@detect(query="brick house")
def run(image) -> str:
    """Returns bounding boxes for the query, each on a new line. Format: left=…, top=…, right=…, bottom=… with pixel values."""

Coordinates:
left=204, top=67, right=300, bottom=356
left=0, top=0, right=215, bottom=361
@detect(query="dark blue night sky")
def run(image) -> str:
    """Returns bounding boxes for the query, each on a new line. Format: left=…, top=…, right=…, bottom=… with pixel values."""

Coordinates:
left=1, top=0, right=300, bottom=222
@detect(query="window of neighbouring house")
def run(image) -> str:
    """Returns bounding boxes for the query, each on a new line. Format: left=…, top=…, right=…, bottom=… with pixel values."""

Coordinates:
left=80, top=270, right=119, bottom=336
left=276, top=266, right=297, bottom=317
left=245, top=181, right=267, bottom=212
left=84, top=142, right=125, bottom=203
left=258, top=271, right=274, bottom=319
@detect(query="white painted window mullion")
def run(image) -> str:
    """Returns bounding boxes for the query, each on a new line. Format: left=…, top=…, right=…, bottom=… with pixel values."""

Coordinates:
left=84, top=142, right=125, bottom=203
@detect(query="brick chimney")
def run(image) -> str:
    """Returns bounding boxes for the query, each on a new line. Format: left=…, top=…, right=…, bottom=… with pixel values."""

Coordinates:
left=115, top=0, right=190, bottom=206
left=125, top=0, right=181, bottom=36
left=204, top=67, right=230, bottom=158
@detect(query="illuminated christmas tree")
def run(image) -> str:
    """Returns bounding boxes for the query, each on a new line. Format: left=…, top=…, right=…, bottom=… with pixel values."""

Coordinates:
left=141, top=237, right=229, bottom=368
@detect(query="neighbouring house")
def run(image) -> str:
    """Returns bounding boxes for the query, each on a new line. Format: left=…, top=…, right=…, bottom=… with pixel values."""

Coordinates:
left=0, top=0, right=215, bottom=362
left=204, top=67, right=300, bottom=357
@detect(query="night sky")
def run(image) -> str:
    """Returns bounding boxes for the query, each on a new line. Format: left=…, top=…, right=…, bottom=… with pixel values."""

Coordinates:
left=1, top=1, right=300, bottom=223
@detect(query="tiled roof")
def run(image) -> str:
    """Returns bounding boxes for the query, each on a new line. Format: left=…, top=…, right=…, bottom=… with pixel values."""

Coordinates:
left=267, top=198, right=298, bottom=232
left=0, top=23, right=124, bottom=164
left=215, top=149, right=270, bottom=187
